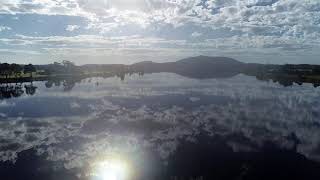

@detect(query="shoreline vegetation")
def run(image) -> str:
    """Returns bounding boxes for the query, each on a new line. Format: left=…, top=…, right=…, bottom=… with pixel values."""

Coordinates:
left=0, top=60, right=119, bottom=83
left=1, top=56, right=320, bottom=87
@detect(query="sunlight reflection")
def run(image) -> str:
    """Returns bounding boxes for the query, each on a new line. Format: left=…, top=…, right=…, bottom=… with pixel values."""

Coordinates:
left=90, top=157, right=131, bottom=180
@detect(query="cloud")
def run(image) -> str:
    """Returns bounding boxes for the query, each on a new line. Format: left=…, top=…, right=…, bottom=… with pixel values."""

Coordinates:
left=70, top=102, right=81, bottom=109
left=0, top=26, right=11, bottom=32
left=0, top=48, right=41, bottom=55
left=1, top=0, right=318, bottom=38
left=191, top=32, right=202, bottom=38
left=66, top=25, right=80, bottom=32
left=189, top=97, right=200, bottom=102
left=1, top=32, right=320, bottom=64
left=0, top=101, right=15, bottom=107
left=0, top=113, right=7, bottom=118
left=9, top=34, right=184, bottom=47
left=0, top=0, right=319, bottom=64
left=0, top=0, right=95, bottom=19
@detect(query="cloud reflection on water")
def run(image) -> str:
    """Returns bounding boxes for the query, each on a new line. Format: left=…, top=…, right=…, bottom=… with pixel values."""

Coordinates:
left=0, top=73, right=320, bottom=178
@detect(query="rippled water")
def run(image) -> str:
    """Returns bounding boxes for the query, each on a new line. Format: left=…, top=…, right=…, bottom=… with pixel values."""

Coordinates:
left=1, top=73, right=320, bottom=180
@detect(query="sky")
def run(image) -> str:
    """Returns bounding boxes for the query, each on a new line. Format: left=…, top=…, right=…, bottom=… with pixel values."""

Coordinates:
left=0, top=0, right=319, bottom=65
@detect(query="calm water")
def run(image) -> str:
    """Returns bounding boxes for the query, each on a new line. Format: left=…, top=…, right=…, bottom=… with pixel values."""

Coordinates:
left=1, top=73, right=320, bottom=180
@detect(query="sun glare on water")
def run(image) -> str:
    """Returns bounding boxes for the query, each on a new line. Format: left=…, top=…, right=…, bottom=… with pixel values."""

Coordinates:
left=90, top=158, right=131, bottom=180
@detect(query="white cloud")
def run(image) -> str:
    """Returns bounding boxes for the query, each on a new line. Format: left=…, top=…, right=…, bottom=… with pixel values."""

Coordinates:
left=66, top=25, right=80, bottom=32
left=0, top=0, right=320, bottom=64
left=0, top=48, right=41, bottom=55
left=0, top=101, right=15, bottom=107
left=191, top=32, right=202, bottom=38
left=1, top=32, right=320, bottom=64
left=0, top=26, right=11, bottom=32
left=0, top=0, right=319, bottom=37
left=189, top=97, right=200, bottom=102
left=70, top=102, right=80, bottom=109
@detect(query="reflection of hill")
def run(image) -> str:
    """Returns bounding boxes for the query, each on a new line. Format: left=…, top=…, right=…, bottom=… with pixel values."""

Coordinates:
left=130, top=56, right=320, bottom=87
left=2, top=56, right=320, bottom=88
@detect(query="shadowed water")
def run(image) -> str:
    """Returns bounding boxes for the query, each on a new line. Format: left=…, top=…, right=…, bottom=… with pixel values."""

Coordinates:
left=1, top=73, right=320, bottom=180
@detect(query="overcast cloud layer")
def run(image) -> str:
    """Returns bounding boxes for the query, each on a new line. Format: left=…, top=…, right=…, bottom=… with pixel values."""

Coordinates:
left=0, top=0, right=319, bottom=64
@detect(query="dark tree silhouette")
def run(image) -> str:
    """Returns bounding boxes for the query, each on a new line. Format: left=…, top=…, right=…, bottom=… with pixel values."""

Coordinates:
left=24, top=64, right=36, bottom=77
left=10, top=63, right=23, bottom=78
left=0, top=63, right=11, bottom=79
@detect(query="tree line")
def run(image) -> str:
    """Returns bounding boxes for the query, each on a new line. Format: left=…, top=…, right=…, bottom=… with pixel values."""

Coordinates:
left=0, top=63, right=36, bottom=79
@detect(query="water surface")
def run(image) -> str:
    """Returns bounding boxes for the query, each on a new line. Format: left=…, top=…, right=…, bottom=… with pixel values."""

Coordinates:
left=1, top=73, right=320, bottom=180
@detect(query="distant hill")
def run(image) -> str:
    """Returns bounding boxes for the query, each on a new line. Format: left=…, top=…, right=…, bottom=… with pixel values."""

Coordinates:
left=3, top=56, right=320, bottom=87
left=177, top=56, right=242, bottom=64
left=130, top=56, right=245, bottom=78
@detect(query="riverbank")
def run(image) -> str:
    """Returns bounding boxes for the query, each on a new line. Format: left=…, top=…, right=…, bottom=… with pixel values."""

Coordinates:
left=0, top=72, right=115, bottom=84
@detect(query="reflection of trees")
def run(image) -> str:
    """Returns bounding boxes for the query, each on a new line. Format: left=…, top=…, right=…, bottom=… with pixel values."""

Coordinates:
left=278, top=79, right=294, bottom=87
left=0, top=84, right=25, bottom=99
left=314, top=83, right=320, bottom=88
left=54, top=80, right=61, bottom=87
left=44, top=77, right=82, bottom=91
left=12, top=84, right=24, bottom=98
left=0, top=82, right=39, bottom=99
left=249, top=72, right=320, bottom=88
left=62, top=80, right=76, bottom=91
left=116, top=72, right=126, bottom=81
left=44, top=79, right=61, bottom=88
left=0, top=76, right=85, bottom=100
left=45, top=81, right=53, bottom=88
left=24, top=83, right=37, bottom=96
